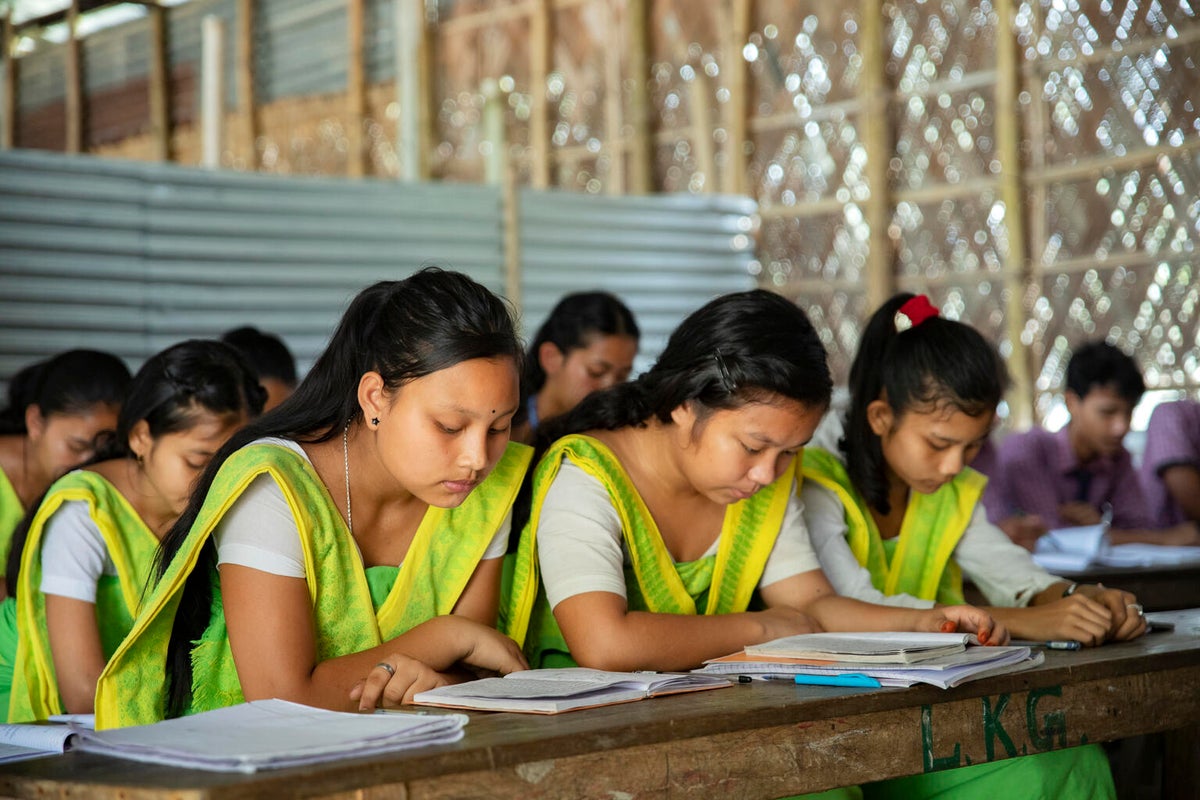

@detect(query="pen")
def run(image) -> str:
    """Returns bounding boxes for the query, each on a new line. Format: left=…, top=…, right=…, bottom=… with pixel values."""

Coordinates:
left=793, top=673, right=882, bottom=688
left=736, top=674, right=794, bottom=683
left=1010, top=639, right=1082, bottom=650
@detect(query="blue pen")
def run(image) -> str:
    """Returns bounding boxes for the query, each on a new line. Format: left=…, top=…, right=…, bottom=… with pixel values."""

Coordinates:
left=1011, top=639, right=1082, bottom=651
left=793, top=673, right=882, bottom=688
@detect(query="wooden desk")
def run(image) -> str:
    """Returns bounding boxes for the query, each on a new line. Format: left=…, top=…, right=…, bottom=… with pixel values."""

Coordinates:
left=3, top=609, right=1199, bottom=800
left=965, top=562, right=1200, bottom=612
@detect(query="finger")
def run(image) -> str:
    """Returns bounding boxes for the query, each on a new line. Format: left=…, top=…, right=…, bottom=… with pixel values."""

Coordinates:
left=348, top=680, right=364, bottom=702
left=940, top=619, right=958, bottom=633
left=357, top=662, right=397, bottom=711
left=400, top=671, right=448, bottom=706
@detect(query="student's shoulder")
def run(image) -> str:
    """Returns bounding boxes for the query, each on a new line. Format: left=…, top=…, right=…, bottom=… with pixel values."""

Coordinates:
left=996, top=426, right=1056, bottom=464
left=1147, top=399, right=1200, bottom=431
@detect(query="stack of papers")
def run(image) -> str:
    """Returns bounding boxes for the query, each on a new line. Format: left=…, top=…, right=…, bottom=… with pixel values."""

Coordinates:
left=73, top=699, right=467, bottom=773
left=0, top=723, right=78, bottom=764
left=1033, top=523, right=1200, bottom=570
left=412, top=668, right=731, bottom=714
left=696, top=632, right=1042, bottom=689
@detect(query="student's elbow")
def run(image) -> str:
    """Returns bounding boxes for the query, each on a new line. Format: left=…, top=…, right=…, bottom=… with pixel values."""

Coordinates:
left=566, top=639, right=644, bottom=672
left=60, top=675, right=99, bottom=715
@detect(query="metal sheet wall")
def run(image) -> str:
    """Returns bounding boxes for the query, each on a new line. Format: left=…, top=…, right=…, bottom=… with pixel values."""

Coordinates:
left=0, top=149, right=756, bottom=392
left=517, top=190, right=758, bottom=373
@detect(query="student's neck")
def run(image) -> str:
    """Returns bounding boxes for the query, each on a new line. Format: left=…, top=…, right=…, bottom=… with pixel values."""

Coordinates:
left=632, top=422, right=703, bottom=501
left=1066, top=421, right=1099, bottom=464
left=535, top=390, right=567, bottom=425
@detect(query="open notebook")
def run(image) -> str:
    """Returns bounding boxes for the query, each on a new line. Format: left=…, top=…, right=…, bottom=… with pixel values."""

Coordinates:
left=743, top=632, right=981, bottom=664
left=412, top=668, right=731, bottom=714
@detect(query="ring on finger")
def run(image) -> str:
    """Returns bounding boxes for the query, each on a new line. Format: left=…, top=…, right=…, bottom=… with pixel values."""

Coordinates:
left=375, top=661, right=397, bottom=678
left=1127, top=602, right=1144, bottom=617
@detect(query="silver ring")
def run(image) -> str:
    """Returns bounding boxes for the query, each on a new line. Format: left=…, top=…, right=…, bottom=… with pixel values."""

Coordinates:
left=1128, top=603, right=1144, bottom=617
left=375, top=661, right=396, bottom=678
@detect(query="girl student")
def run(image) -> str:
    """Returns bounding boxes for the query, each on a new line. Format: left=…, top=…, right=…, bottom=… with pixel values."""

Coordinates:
left=3, top=340, right=262, bottom=722
left=0, top=350, right=132, bottom=582
left=95, top=269, right=533, bottom=729
left=500, top=289, right=1006, bottom=678
left=799, top=293, right=1141, bottom=799
left=511, top=291, right=640, bottom=445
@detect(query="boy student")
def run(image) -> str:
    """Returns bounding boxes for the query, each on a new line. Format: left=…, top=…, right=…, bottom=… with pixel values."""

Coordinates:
left=984, top=341, right=1200, bottom=547
left=1139, top=398, right=1200, bottom=527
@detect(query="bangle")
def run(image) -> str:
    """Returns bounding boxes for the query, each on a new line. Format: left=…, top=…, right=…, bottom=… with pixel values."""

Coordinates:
left=1062, top=582, right=1079, bottom=597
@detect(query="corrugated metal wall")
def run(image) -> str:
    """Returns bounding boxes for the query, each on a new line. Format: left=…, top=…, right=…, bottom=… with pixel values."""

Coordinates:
left=0, top=149, right=756, bottom=392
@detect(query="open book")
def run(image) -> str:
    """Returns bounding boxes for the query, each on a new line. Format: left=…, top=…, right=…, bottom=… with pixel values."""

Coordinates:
left=0, top=723, right=79, bottom=764
left=743, top=632, right=981, bottom=664
left=411, top=668, right=731, bottom=714
left=73, top=699, right=467, bottom=773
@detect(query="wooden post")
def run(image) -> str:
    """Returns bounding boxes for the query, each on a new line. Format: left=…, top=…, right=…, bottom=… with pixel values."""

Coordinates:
left=503, top=161, right=522, bottom=313
left=482, top=78, right=507, bottom=185
left=1, top=14, right=16, bottom=150
left=859, top=0, right=893, bottom=311
left=626, top=0, right=652, bottom=194
left=147, top=1, right=171, bottom=161
left=529, top=0, right=552, bottom=188
left=395, top=0, right=429, bottom=181
left=200, top=15, right=225, bottom=167
left=346, top=0, right=366, bottom=177
left=64, top=0, right=82, bottom=153
left=236, top=0, right=256, bottom=168
left=721, top=0, right=752, bottom=196
left=995, top=0, right=1034, bottom=427
left=604, top=0, right=624, bottom=194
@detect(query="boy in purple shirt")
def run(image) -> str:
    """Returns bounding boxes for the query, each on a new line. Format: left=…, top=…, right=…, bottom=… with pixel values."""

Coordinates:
left=985, top=342, right=1200, bottom=547
left=1139, top=399, right=1200, bottom=527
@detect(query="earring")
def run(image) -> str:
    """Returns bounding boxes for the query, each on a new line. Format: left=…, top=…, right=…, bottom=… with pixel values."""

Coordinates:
left=371, top=417, right=380, bottom=427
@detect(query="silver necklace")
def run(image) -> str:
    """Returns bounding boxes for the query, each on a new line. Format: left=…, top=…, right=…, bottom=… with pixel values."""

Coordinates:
left=342, top=422, right=353, bottom=535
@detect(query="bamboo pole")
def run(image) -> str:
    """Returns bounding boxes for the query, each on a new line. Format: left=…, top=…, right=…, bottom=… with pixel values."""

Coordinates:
left=346, top=0, right=366, bottom=177
left=1, top=14, right=16, bottom=150
left=626, top=0, right=652, bottom=194
left=147, top=2, right=170, bottom=161
left=604, top=0, right=624, bottom=194
left=482, top=78, right=507, bottom=185
left=236, top=0, right=256, bottom=168
left=395, top=0, right=428, bottom=180
left=503, top=160, right=522, bottom=313
left=721, top=0, right=751, bottom=195
left=529, top=0, right=552, bottom=187
left=200, top=15, right=225, bottom=168
left=859, top=0, right=892, bottom=310
left=64, top=0, right=81, bottom=153
left=996, top=0, right=1033, bottom=428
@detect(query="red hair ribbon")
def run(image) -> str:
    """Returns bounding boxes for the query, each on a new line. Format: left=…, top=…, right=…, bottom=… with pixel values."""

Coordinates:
left=894, top=295, right=940, bottom=332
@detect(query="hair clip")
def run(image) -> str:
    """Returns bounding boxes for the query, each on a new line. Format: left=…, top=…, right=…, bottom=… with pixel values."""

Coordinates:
left=894, top=295, right=940, bottom=333
left=713, top=349, right=737, bottom=392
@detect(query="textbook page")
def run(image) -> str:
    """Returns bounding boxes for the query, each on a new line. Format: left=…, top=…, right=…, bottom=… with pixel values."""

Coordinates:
left=0, top=723, right=77, bottom=764
left=74, top=699, right=468, bottom=773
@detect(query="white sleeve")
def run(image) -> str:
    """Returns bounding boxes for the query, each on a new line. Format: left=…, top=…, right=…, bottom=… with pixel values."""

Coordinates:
left=213, top=473, right=306, bottom=579
left=536, top=459, right=629, bottom=609
left=759, top=488, right=823, bottom=586
left=953, top=505, right=1061, bottom=607
left=482, top=509, right=513, bottom=561
left=799, top=480, right=934, bottom=609
left=39, top=501, right=111, bottom=603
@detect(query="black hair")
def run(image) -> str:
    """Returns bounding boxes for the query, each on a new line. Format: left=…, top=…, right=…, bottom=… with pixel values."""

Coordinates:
left=1065, top=340, right=1144, bottom=405
left=221, top=326, right=299, bottom=387
left=0, top=350, right=131, bottom=435
left=535, top=289, right=831, bottom=452
left=5, top=339, right=264, bottom=596
left=160, top=267, right=521, bottom=718
left=519, top=291, right=639, bottom=403
left=841, top=293, right=1009, bottom=515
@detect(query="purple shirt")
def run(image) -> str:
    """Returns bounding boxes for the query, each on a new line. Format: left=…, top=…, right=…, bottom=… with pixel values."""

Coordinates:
left=969, top=438, right=1003, bottom=523
left=1139, top=399, right=1200, bottom=527
left=984, top=425, right=1154, bottom=530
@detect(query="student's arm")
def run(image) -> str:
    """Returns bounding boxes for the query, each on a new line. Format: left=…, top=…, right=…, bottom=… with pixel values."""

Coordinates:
left=1161, top=464, right=1200, bottom=522
left=38, top=502, right=110, bottom=713
left=221, top=564, right=526, bottom=711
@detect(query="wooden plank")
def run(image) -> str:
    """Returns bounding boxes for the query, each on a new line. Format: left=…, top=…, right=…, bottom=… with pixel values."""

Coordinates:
left=236, top=0, right=256, bottom=169
left=346, top=0, right=366, bottom=177
left=147, top=1, right=171, bottom=162
left=64, top=0, right=82, bottom=153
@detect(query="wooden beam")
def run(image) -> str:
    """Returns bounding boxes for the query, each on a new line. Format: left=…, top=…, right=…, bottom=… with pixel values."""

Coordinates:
left=395, top=0, right=429, bottom=180
left=236, top=0, right=256, bottom=168
left=200, top=14, right=224, bottom=167
left=604, top=0, right=624, bottom=194
left=626, top=0, right=652, bottom=194
left=859, top=0, right=892, bottom=310
left=529, top=0, right=552, bottom=187
left=64, top=0, right=82, bottom=153
left=1, top=14, right=16, bottom=150
left=721, top=0, right=751, bottom=196
left=146, top=1, right=170, bottom=161
left=346, top=0, right=366, bottom=177
left=996, top=0, right=1034, bottom=428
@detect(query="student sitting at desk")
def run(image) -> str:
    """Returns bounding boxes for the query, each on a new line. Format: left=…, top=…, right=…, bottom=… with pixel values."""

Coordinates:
left=95, top=269, right=532, bottom=728
left=2, top=340, right=262, bottom=723
left=982, top=341, right=1200, bottom=547
left=1139, top=398, right=1200, bottom=528
left=501, top=289, right=1004, bottom=674
left=800, top=294, right=1139, bottom=800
